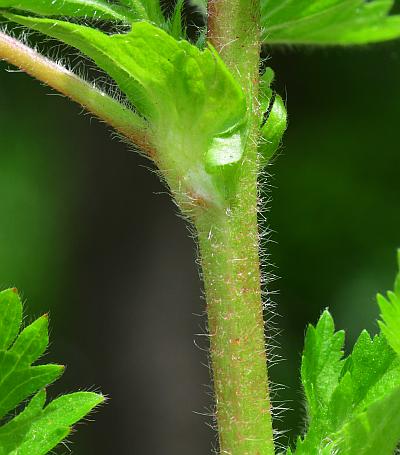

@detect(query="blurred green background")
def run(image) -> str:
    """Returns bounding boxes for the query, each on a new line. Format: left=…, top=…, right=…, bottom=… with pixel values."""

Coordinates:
left=1, top=18, right=400, bottom=455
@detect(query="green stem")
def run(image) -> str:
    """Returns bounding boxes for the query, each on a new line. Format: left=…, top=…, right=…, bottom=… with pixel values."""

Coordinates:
left=193, top=0, right=275, bottom=454
left=195, top=203, right=274, bottom=455
left=0, top=31, right=153, bottom=153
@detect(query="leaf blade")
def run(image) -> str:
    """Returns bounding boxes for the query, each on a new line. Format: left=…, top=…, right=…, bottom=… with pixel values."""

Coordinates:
left=0, top=0, right=141, bottom=22
left=0, top=289, right=103, bottom=453
left=261, top=0, right=400, bottom=46
left=0, top=289, right=22, bottom=351
left=10, top=315, right=49, bottom=365
left=0, top=390, right=104, bottom=455
left=335, top=386, right=400, bottom=455
left=301, top=310, right=345, bottom=417
left=0, top=356, right=63, bottom=419
left=259, top=93, right=287, bottom=165
left=293, top=252, right=400, bottom=454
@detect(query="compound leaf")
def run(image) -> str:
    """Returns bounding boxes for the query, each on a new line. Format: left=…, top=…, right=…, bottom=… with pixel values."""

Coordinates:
left=0, top=290, right=63, bottom=420
left=262, top=0, right=400, bottom=46
left=292, top=252, right=400, bottom=454
left=0, top=289, right=103, bottom=454
left=295, top=322, right=400, bottom=453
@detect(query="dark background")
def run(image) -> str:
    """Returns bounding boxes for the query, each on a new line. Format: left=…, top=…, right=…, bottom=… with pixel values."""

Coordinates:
left=1, top=13, right=400, bottom=455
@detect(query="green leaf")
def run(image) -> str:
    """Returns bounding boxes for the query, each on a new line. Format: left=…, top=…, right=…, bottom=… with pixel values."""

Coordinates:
left=334, top=386, right=400, bottom=455
left=261, top=0, right=400, bottom=46
left=301, top=310, right=345, bottom=418
left=124, top=0, right=163, bottom=23
left=259, top=94, right=287, bottom=165
left=0, top=0, right=141, bottom=22
left=258, top=68, right=287, bottom=165
left=3, top=16, right=243, bottom=134
left=291, top=311, right=346, bottom=454
left=117, top=0, right=184, bottom=36
left=378, top=249, right=400, bottom=355
left=0, top=289, right=22, bottom=351
left=340, top=331, right=400, bottom=409
left=0, top=289, right=103, bottom=454
left=0, top=391, right=46, bottom=455
left=168, top=0, right=186, bottom=40
left=4, top=15, right=247, bottom=207
left=0, top=294, right=63, bottom=420
left=326, top=371, right=353, bottom=428
left=0, top=0, right=187, bottom=37
left=0, top=390, right=104, bottom=455
left=293, top=302, right=400, bottom=454
left=10, top=315, right=49, bottom=364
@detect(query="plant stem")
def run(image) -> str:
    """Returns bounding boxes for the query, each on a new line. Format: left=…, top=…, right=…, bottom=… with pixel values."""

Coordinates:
left=195, top=203, right=274, bottom=455
left=194, top=1, right=274, bottom=454
left=207, top=0, right=260, bottom=91
left=0, top=31, right=153, bottom=153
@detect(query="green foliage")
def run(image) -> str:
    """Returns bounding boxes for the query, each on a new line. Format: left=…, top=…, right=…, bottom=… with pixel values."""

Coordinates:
left=291, top=254, right=400, bottom=454
left=301, top=311, right=345, bottom=419
left=0, top=0, right=185, bottom=39
left=262, top=0, right=400, bottom=45
left=258, top=68, right=287, bottom=165
left=0, top=2, right=397, bottom=218
left=1, top=1, right=400, bottom=454
left=334, top=387, right=400, bottom=454
left=3, top=13, right=247, bottom=208
left=259, top=94, right=286, bottom=164
left=378, top=250, right=400, bottom=355
left=0, top=288, right=103, bottom=455
left=0, top=0, right=141, bottom=21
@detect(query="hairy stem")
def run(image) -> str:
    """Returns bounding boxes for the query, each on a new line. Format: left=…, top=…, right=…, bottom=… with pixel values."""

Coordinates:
left=196, top=205, right=274, bottom=455
left=196, top=0, right=274, bottom=454
left=0, top=31, right=153, bottom=153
